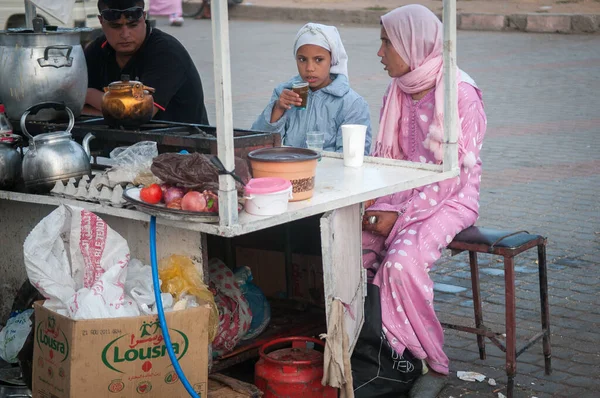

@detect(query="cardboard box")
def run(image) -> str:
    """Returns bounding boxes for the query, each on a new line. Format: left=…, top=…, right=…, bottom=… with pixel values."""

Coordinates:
left=32, top=302, right=211, bottom=398
left=235, top=248, right=325, bottom=307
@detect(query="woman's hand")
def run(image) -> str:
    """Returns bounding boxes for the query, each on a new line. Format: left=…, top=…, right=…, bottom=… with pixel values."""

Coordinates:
left=275, top=89, right=302, bottom=111
left=362, top=210, right=398, bottom=237
left=363, top=199, right=376, bottom=209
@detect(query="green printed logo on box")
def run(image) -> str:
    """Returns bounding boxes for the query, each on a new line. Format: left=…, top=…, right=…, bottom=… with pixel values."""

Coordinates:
left=36, top=316, right=70, bottom=362
left=101, top=320, right=189, bottom=373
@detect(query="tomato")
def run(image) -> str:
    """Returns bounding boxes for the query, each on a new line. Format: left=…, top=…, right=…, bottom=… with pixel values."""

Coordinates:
left=139, top=183, right=163, bottom=204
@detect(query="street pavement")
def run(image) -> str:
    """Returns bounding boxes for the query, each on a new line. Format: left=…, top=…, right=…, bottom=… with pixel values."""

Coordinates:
left=156, top=17, right=600, bottom=397
left=228, top=0, right=600, bottom=34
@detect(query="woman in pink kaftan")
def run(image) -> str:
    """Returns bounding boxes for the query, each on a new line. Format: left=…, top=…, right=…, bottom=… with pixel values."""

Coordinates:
left=149, top=0, right=184, bottom=25
left=362, top=4, right=487, bottom=379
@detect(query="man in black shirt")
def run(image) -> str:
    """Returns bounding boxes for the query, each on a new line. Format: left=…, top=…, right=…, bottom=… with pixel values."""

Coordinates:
left=84, top=0, right=209, bottom=125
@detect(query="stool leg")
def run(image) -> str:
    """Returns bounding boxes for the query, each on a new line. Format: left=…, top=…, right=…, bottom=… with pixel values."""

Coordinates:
left=538, top=242, right=552, bottom=375
left=504, top=256, right=517, bottom=398
left=469, top=251, right=486, bottom=360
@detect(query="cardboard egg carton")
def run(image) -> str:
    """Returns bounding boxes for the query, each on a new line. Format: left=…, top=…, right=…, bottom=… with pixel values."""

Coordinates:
left=50, top=174, right=134, bottom=208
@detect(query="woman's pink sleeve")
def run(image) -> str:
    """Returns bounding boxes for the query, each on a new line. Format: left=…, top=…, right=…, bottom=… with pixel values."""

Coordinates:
left=368, top=85, right=486, bottom=244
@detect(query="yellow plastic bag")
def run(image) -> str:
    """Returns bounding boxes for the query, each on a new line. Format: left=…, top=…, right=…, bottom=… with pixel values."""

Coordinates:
left=159, top=255, right=219, bottom=342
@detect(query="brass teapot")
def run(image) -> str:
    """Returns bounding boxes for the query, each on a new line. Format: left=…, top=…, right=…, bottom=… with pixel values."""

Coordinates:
left=102, top=75, right=156, bottom=129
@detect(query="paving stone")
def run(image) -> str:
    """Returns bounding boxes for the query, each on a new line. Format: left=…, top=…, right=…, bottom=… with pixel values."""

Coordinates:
left=480, top=268, right=505, bottom=276
left=507, top=14, right=528, bottom=31
left=460, top=13, right=507, bottom=31
left=513, top=374, right=566, bottom=394
left=451, top=270, right=473, bottom=279
left=554, top=257, right=592, bottom=268
left=560, top=375, right=600, bottom=389
left=434, top=283, right=468, bottom=294
left=514, top=265, right=539, bottom=274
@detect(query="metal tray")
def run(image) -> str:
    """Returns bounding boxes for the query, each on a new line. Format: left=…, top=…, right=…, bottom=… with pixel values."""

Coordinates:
left=122, top=187, right=219, bottom=223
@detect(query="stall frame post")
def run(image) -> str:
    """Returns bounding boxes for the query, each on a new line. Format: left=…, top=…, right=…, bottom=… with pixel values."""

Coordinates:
left=211, top=0, right=239, bottom=228
left=443, top=0, right=459, bottom=172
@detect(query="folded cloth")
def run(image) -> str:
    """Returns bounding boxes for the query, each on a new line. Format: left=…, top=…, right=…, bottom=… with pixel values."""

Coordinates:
left=321, top=299, right=354, bottom=398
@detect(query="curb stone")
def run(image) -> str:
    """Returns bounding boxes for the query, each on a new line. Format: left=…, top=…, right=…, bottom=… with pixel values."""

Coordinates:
left=229, top=6, right=600, bottom=34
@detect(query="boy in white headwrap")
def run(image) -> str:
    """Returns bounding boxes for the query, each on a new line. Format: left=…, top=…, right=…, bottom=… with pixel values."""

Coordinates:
left=252, top=23, right=372, bottom=154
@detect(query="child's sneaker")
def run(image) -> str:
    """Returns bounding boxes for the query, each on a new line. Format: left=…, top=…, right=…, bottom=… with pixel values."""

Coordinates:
left=169, top=14, right=184, bottom=27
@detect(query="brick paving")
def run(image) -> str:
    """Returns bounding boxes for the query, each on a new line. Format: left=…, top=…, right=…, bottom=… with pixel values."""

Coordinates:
left=158, top=18, right=600, bottom=397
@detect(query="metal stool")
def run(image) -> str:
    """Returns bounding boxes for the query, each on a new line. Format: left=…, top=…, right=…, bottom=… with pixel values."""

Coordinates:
left=442, top=226, right=552, bottom=398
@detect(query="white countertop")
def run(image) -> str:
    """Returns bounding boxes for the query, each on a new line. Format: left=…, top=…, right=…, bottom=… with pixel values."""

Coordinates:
left=0, top=154, right=458, bottom=237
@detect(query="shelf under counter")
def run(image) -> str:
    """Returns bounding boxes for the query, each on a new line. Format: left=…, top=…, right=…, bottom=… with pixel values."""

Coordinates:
left=0, top=154, right=458, bottom=238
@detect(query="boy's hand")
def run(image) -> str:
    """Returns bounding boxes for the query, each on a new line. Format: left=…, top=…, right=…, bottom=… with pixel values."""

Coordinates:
left=275, top=89, right=302, bottom=111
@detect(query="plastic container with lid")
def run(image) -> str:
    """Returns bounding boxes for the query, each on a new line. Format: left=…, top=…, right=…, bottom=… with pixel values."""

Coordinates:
left=247, top=147, right=321, bottom=202
left=244, top=177, right=293, bottom=216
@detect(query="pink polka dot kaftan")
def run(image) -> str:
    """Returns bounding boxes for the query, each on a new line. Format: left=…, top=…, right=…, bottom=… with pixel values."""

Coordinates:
left=362, top=81, right=487, bottom=375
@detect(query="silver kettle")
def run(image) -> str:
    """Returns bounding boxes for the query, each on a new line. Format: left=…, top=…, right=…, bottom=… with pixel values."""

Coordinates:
left=0, top=134, right=22, bottom=189
left=20, top=102, right=95, bottom=193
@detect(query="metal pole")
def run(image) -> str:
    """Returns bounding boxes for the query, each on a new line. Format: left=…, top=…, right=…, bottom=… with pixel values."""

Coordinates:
left=24, top=0, right=37, bottom=29
left=442, top=0, right=459, bottom=172
left=211, top=0, right=239, bottom=227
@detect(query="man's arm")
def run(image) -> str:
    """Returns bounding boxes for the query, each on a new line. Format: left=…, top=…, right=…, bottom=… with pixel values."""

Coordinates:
left=83, top=39, right=106, bottom=116
left=85, top=88, right=104, bottom=111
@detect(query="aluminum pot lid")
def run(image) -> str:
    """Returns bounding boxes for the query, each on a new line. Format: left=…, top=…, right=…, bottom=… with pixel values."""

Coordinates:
left=0, top=27, right=92, bottom=35
left=247, top=147, right=321, bottom=163
left=0, top=367, right=26, bottom=386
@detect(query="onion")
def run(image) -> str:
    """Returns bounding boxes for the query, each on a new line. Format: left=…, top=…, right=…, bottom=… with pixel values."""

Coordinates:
left=164, top=186, right=186, bottom=205
left=203, top=190, right=219, bottom=213
left=160, top=184, right=171, bottom=197
left=166, top=198, right=182, bottom=210
left=181, top=191, right=207, bottom=212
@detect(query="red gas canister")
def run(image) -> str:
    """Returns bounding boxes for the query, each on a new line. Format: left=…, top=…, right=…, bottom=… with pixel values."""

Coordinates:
left=255, top=337, right=337, bottom=398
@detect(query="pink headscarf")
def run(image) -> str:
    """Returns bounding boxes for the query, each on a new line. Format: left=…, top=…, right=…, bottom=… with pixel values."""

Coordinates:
left=373, top=4, right=448, bottom=161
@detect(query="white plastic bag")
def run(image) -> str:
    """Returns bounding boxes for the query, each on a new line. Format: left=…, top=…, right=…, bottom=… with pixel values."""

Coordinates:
left=0, top=309, right=34, bottom=363
left=126, top=259, right=173, bottom=315
left=108, top=141, right=159, bottom=186
left=23, top=205, right=140, bottom=319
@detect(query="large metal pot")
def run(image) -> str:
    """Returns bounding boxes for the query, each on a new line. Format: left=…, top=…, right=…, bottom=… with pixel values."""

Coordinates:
left=0, top=366, right=31, bottom=398
left=0, top=383, right=31, bottom=398
left=102, top=75, right=156, bottom=129
left=0, top=134, right=22, bottom=189
left=20, top=102, right=94, bottom=193
left=0, top=27, right=89, bottom=122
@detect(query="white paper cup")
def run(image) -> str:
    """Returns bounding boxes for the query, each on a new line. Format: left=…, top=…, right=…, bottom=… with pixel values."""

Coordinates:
left=341, top=124, right=367, bottom=167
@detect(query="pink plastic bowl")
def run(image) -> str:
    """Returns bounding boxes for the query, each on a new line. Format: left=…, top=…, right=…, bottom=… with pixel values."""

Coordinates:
left=244, top=178, right=293, bottom=216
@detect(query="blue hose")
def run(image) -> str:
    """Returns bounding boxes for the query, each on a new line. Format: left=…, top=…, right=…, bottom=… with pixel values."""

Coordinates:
left=149, top=216, right=200, bottom=398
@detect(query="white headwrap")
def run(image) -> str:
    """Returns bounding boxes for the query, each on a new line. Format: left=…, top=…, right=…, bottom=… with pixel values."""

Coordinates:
left=293, top=23, right=349, bottom=78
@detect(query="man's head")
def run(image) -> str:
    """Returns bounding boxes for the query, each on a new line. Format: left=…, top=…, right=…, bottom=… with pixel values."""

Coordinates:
left=97, top=0, right=147, bottom=56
